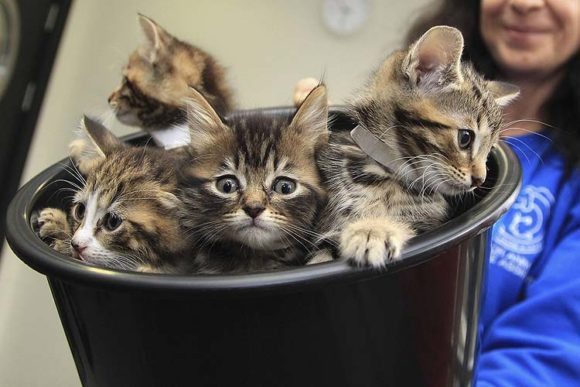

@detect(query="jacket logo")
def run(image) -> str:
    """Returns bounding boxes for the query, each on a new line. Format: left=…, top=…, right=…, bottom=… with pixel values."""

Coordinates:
left=491, top=186, right=554, bottom=277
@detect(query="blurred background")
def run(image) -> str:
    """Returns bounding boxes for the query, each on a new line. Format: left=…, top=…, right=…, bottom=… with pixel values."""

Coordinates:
left=0, top=0, right=429, bottom=385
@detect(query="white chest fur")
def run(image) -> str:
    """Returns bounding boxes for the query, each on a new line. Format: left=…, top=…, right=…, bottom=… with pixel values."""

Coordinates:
left=149, top=124, right=190, bottom=149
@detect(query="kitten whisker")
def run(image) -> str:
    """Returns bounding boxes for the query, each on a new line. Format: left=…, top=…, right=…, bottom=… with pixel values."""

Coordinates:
left=431, top=177, right=454, bottom=197
left=499, top=126, right=550, bottom=139
left=62, top=161, right=87, bottom=186
left=502, top=118, right=559, bottom=133
left=281, top=223, right=336, bottom=246
left=501, top=137, right=544, bottom=165
left=377, top=125, right=405, bottom=140
left=419, top=164, right=442, bottom=204
left=426, top=173, right=451, bottom=196
left=139, top=136, right=155, bottom=162
left=50, top=178, right=84, bottom=191
left=99, top=108, right=118, bottom=129
left=278, top=226, right=315, bottom=255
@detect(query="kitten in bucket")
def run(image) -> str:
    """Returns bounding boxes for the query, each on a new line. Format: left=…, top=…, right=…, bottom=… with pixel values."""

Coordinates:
left=311, top=26, right=519, bottom=267
left=179, top=86, right=329, bottom=273
left=33, top=116, right=193, bottom=273
left=108, top=15, right=234, bottom=148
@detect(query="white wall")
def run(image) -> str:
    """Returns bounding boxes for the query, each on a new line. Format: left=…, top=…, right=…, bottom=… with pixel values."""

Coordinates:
left=0, top=0, right=430, bottom=385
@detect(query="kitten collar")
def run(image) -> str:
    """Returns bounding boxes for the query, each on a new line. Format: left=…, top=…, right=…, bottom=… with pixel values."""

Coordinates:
left=350, top=125, right=399, bottom=173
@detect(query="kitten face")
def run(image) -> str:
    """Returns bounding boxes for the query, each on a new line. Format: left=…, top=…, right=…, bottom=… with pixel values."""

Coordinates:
left=354, top=26, right=519, bottom=195
left=188, top=121, right=323, bottom=250
left=181, top=86, right=328, bottom=252
left=68, top=117, right=187, bottom=271
left=108, top=15, right=232, bottom=129
left=108, top=49, right=190, bottom=128
left=387, top=78, right=503, bottom=195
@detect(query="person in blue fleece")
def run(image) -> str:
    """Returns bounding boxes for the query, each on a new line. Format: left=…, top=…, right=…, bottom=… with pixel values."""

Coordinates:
left=404, top=0, right=580, bottom=385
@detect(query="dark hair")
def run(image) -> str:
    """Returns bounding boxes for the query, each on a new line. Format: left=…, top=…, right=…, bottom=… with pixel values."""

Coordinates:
left=406, top=0, right=580, bottom=169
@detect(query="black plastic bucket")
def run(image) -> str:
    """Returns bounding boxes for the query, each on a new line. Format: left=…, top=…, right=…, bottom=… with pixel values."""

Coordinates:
left=5, top=108, right=521, bottom=387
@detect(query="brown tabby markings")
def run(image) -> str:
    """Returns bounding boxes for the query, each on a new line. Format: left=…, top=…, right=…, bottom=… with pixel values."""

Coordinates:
left=313, top=26, right=519, bottom=268
left=109, top=15, right=233, bottom=129
left=35, top=117, right=193, bottom=273
left=179, top=87, right=329, bottom=273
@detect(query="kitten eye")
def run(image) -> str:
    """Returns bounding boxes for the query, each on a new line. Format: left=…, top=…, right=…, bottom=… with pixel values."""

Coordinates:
left=73, top=203, right=85, bottom=221
left=272, top=178, right=297, bottom=195
left=104, top=213, right=123, bottom=231
left=458, top=129, right=475, bottom=150
left=216, top=176, right=240, bottom=194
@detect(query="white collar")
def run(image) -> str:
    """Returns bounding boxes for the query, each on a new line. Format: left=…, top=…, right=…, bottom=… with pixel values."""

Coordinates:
left=350, top=125, right=399, bottom=173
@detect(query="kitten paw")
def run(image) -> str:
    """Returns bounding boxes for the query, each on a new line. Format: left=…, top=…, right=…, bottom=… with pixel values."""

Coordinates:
left=32, top=208, right=71, bottom=254
left=69, top=138, right=101, bottom=175
left=339, top=218, right=414, bottom=268
left=293, top=77, right=331, bottom=107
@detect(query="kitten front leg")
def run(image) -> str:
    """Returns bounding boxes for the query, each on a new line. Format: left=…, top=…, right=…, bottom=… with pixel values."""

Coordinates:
left=340, top=218, right=415, bottom=268
left=32, top=208, right=72, bottom=255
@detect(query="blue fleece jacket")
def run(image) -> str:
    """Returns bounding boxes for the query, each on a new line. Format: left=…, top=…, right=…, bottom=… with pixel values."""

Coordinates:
left=476, top=133, right=580, bottom=386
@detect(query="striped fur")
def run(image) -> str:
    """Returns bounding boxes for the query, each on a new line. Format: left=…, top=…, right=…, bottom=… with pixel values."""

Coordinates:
left=108, top=15, right=233, bottom=130
left=179, top=87, right=329, bottom=273
left=313, top=26, right=519, bottom=268
left=34, top=117, right=193, bottom=273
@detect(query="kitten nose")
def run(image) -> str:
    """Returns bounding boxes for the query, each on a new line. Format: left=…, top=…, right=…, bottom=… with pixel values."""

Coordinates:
left=471, top=176, right=484, bottom=188
left=71, top=240, right=86, bottom=253
left=107, top=93, right=114, bottom=104
left=243, top=204, right=265, bottom=219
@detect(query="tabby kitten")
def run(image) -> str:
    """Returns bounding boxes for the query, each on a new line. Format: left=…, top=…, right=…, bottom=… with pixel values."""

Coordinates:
left=179, top=86, right=329, bottom=273
left=108, top=15, right=234, bottom=147
left=34, top=116, right=193, bottom=273
left=313, top=26, right=519, bottom=268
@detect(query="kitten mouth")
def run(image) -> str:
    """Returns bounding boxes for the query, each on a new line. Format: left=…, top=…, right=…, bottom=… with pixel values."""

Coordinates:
left=235, top=222, right=285, bottom=250
left=71, top=251, right=85, bottom=261
left=241, top=220, right=267, bottom=230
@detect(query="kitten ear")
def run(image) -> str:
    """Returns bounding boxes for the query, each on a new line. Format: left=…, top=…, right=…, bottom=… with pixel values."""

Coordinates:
left=138, top=14, right=171, bottom=62
left=403, top=26, right=464, bottom=90
left=486, top=81, right=520, bottom=107
left=69, top=116, right=122, bottom=174
left=289, top=84, right=329, bottom=147
left=186, top=87, right=228, bottom=153
left=81, top=115, right=124, bottom=158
